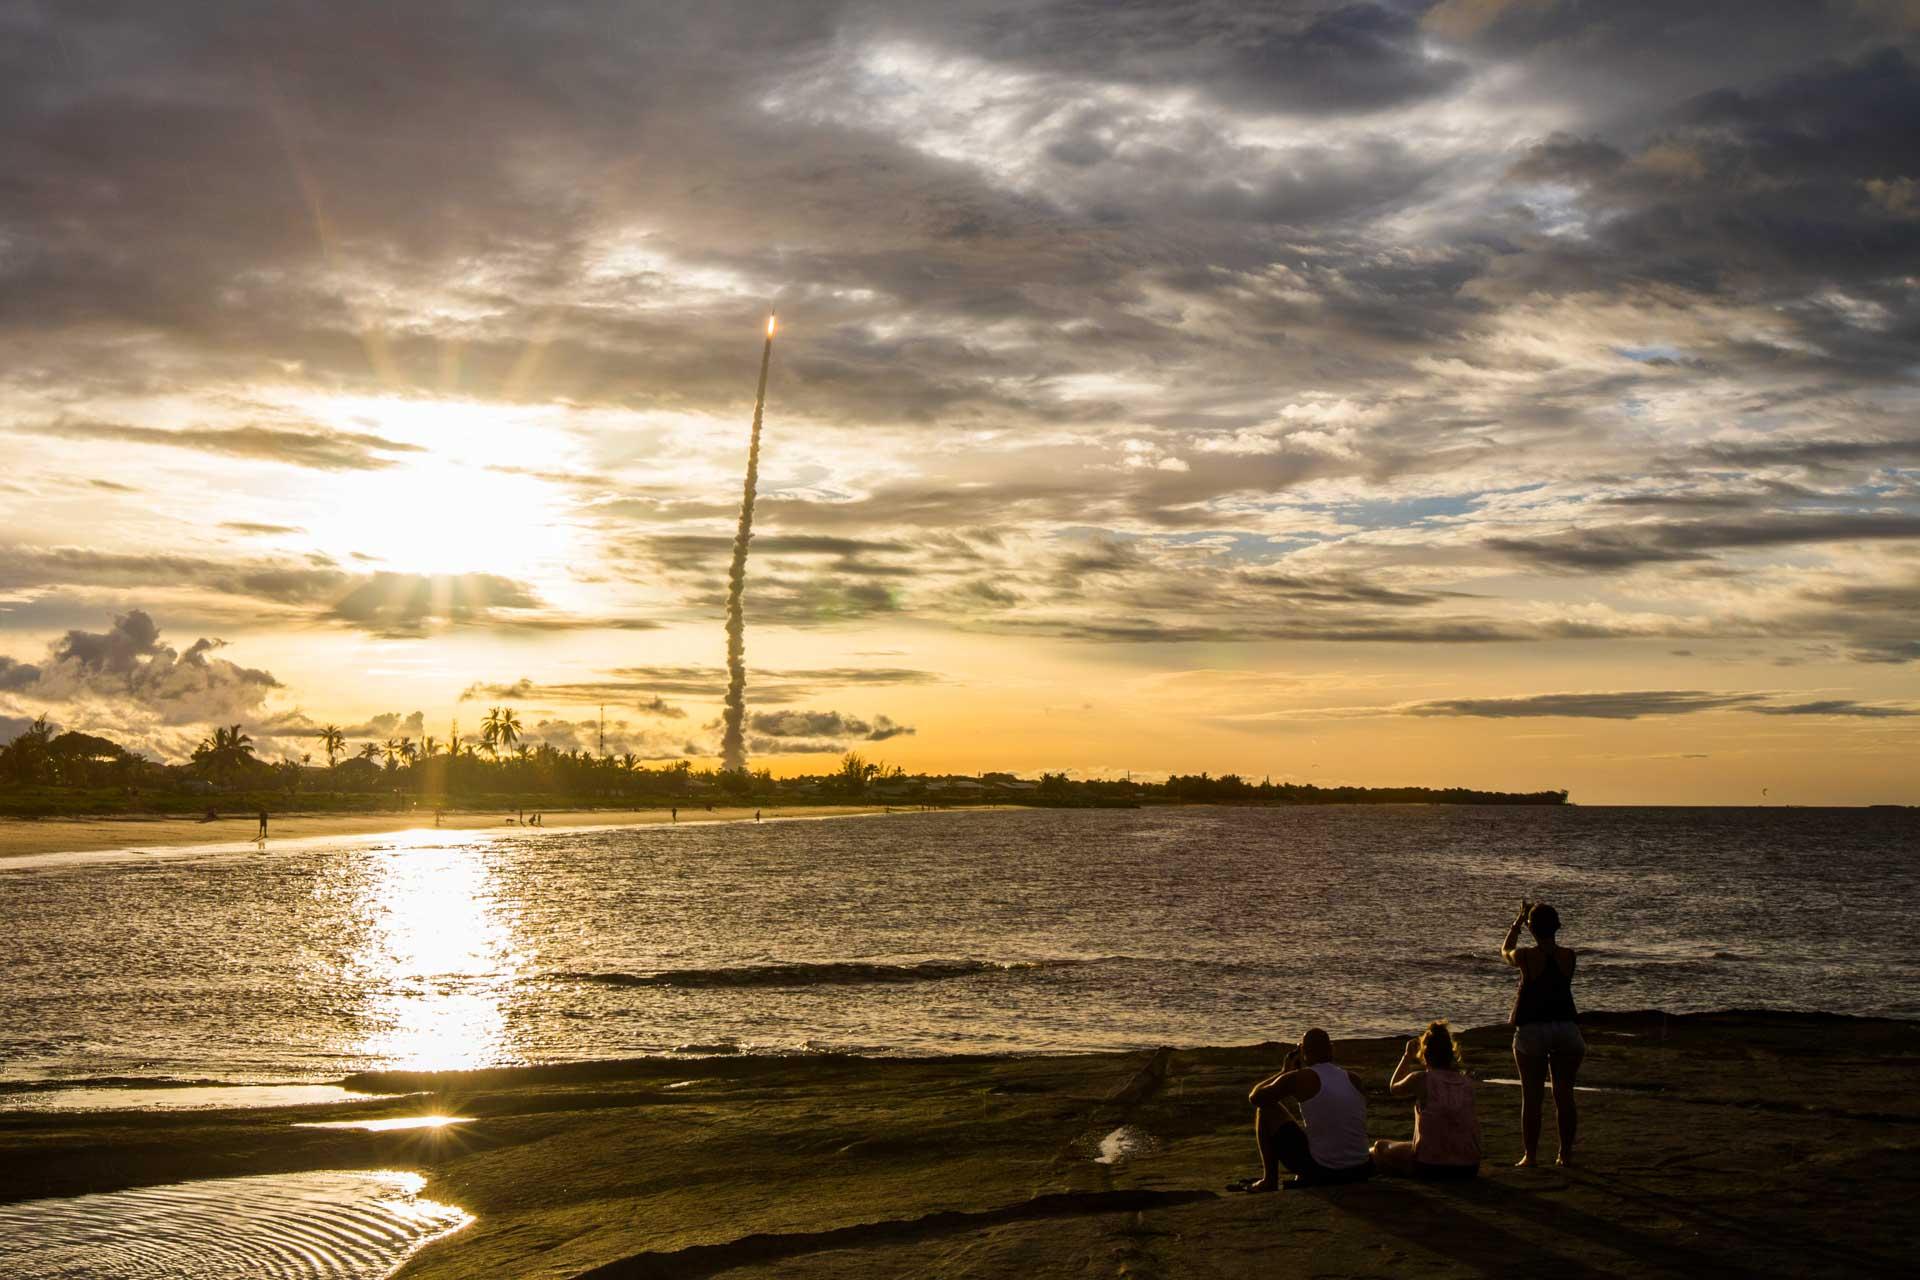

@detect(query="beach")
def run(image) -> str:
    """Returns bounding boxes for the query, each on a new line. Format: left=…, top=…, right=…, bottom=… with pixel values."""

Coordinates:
left=4, top=1010, right=1913, bottom=1277
left=0, top=805, right=923, bottom=860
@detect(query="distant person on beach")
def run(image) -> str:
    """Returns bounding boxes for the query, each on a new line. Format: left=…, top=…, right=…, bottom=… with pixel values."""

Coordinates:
left=1232, top=1028, right=1373, bottom=1192
left=256, top=810, right=268, bottom=840
left=754, top=809, right=761, bottom=822
left=1504, top=900, right=1583, bottom=1167
left=1370, top=1020, right=1482, bottom=1179
left=671, top=806, right=677, bottom=823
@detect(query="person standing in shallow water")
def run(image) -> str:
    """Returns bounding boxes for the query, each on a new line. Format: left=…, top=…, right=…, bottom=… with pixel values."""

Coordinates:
left=1503, top=900, right=1584, bottom=1167
left=256, top=809, right=268, bottom=841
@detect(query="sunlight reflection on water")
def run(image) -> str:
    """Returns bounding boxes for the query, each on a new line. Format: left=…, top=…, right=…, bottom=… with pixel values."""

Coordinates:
left=320, top=832, right=523, bottom=1072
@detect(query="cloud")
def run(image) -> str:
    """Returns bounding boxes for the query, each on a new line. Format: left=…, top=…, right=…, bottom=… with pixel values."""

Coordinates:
left=747, top=708, right=917, bottom=744
left=1405, top=690, right=1772, bottom=719
left=460, top=666, right=939, bottom=708
left=9, top=610, right=281, bottom=725
left=0, top=715, right=35, bottom=746
left=220, top=521, right=306, bottom=535
left=0, top=657, right=43, bottom=691
left=1747, top=700, right=1918, bottom=718
left=25, top=420, right=424, bottom=471
left=1489, top=515, right=1920, bottom=572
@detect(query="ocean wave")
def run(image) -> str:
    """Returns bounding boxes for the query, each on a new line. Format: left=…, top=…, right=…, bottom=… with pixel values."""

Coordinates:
left=556, top=958, right=1075, bottom=990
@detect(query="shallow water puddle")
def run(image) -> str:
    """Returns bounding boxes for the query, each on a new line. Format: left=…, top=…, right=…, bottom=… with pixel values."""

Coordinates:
left=0, top=1084, right=380, bottom=1112
left=1094, top=1125, right=1157, bottom=1165
left=294, top=1115, right=472, bottom=1132
left=0, top=1169, right=471, bottom=1279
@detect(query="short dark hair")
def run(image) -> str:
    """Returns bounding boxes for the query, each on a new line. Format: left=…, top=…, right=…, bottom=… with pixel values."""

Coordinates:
left=1301, top=1028, right=1333, bottom=1063
left=1529, top=903, right=1561, bottom=938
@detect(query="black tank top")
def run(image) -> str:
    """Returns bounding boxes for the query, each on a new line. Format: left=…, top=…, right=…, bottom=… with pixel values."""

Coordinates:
left=1510, top=944, right=1578, bottom=1026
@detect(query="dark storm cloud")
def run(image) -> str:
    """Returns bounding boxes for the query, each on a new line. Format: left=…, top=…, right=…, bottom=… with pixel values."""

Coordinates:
left=24, top=420, right=424, bottom=471
left=1405, top=690, right=1772, bottom=719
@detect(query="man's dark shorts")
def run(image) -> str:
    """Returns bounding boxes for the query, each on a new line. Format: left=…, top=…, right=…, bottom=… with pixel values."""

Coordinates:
left=1271, top=1118, right=1375, bottom=1186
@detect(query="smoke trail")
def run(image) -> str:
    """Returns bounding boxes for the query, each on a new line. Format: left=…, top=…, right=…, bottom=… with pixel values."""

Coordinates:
left=720, top=315, right=775, bottom=773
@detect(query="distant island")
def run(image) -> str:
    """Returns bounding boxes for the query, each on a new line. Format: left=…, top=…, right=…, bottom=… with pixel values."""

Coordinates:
left=0, top=716, right=1568, bottom=818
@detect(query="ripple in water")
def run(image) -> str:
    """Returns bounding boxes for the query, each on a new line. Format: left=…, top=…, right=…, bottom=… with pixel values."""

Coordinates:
left=0, top=1169, right=471, bottom=1279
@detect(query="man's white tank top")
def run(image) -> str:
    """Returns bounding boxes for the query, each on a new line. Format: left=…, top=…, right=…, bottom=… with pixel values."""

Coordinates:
left=1300, top=1061, right=1370, bottom=1169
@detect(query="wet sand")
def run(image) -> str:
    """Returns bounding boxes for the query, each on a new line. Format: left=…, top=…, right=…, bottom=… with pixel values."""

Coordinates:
left=2, top=1010, right=1912, bottom=1277
left=0, top=805, right=945, bottom=860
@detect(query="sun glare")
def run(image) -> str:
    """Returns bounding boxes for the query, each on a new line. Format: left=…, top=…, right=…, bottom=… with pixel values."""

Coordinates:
left=339, top=838, right=522, bottom=1073
left=295, top=394, right=575, bottom=578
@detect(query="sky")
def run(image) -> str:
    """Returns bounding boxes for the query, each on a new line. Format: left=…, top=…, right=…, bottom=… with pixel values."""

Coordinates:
left=1, top=0, right=1917, bottom=804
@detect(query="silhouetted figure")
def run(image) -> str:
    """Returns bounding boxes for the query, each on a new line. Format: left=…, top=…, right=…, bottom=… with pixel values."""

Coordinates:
left=256, top=810, right=269, bottom=840
left=1233, top=1028, right=1372, bottom=1192
left=754, top=809, right=761, bottom=822
left=1370, top=1020, right=1482, bottom=1179
left=1503, top=901, right=1583, bottom=1167
left=670, top=806, right=677, bottom=823
left=434, top=809, right=442, bottom=828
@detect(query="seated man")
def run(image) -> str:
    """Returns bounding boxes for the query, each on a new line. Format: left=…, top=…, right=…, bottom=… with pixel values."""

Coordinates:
left=1236, top=1028, right=1373, bottom=1191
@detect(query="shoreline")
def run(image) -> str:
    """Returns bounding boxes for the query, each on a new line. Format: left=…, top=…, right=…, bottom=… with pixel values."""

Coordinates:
left=2, top=1008, right=1913, bottom=1277
left=0, top=803, right=1016, bottom=861
left=6, top=1005, right=1910, bottom=1097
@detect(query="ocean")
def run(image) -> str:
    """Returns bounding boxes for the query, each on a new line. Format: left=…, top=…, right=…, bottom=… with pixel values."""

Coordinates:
left=2, top=805, right=1915, bottom=1092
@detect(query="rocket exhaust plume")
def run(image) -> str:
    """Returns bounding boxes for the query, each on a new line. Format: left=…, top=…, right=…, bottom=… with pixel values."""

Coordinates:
left=720, top=312, right=776, bottom=773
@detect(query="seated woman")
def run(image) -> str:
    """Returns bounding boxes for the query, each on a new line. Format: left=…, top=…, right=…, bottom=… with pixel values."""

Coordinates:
left=1370, top=1020, right=1482, bottom=1179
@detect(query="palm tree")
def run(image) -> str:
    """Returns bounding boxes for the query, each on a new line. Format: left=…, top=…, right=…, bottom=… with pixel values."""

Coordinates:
left=420, top=735, right=440, bottom=758
left=358, top=741, right=381, bottom=764
left=513, top=744, right=533, bottom=764
left=483, top=706, right=522, bottom=759
left=218, top=724, right=254, bottom=762
left=319, top=725, right=346, bottom=769
left=381, top=739, right=405, bottom=770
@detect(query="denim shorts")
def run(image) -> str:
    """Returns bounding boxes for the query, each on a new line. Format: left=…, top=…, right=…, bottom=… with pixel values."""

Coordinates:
left=1512, top=1019, right=1586, bottom=1058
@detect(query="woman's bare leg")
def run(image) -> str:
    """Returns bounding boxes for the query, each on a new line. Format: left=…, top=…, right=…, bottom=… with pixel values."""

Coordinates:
left=1549, top=1048, right=1584, bottom=1166
left=1514, top=1047, right=1548, bottom=1166
left=1370, top=1139, right=1416, bottom=1176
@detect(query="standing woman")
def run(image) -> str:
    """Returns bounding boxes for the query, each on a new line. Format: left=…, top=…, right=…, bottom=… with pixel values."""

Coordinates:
left=1503, top=900, right=1583, bottom=1167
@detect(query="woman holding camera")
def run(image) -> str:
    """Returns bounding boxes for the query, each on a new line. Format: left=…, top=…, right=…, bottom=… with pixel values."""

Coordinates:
left=1503, top=900, right=1584, bottom=1167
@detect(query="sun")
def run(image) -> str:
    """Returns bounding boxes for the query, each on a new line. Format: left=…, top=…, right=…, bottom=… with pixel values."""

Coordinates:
left=295, top=395, right=576, bottom=579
